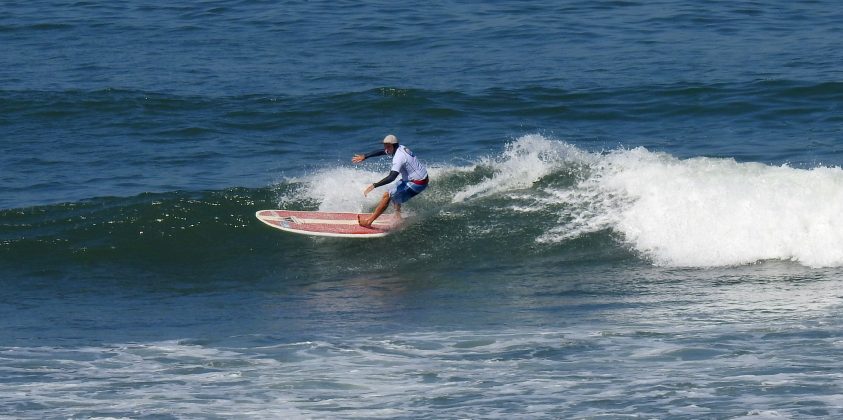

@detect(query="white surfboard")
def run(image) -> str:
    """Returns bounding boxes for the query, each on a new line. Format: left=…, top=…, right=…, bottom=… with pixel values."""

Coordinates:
left=255, top=210, right=398, bottom=238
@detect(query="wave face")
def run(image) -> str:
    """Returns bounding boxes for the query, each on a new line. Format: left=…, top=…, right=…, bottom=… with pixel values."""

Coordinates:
left=4, top=135, right=842, bottom=270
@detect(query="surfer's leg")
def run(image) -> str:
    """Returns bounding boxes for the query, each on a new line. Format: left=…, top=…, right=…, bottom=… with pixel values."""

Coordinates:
left=359, top=192, right=390, bottom=227
left=393, top=202, right=402, bottom=223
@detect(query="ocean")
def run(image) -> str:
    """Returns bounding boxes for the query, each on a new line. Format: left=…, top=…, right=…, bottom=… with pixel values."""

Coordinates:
left=3, top=1, right=843, bottom=418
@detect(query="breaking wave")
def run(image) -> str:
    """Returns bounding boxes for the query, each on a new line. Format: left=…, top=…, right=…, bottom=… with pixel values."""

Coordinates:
left=4, top=134, right=843, bottom=269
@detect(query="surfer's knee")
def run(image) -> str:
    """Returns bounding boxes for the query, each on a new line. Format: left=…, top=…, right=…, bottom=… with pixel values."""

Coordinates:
left=381, top=192, right=391, bottom=201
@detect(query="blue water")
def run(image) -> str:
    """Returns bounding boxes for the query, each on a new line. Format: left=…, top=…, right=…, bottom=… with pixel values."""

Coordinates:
left=4, top=1, right=843, bottom=418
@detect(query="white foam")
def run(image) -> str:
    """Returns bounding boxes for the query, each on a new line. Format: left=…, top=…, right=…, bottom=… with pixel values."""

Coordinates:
left=6, top=320, right=843, bottom=419
left=588, top=148, right=843, bottom=267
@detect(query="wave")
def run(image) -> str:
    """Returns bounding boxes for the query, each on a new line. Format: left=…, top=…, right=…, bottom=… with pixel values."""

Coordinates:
left=284, top=134, right=843, bottom=268
left=3, top=135, right=843, bottom=269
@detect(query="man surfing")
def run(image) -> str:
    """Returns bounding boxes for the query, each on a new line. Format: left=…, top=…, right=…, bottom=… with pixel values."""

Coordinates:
left=352, top=134, right=429, bottom=227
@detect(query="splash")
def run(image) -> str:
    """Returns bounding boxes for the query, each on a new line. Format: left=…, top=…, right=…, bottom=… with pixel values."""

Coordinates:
left=451, top=134, right=594, bottom=203
left=279, top=167, right=386, bottom=213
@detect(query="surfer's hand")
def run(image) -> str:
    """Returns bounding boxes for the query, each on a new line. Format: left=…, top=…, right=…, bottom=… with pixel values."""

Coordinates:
left=352, top=154, right=365, bottom=163
left=363, top=184, right=374, bottom=197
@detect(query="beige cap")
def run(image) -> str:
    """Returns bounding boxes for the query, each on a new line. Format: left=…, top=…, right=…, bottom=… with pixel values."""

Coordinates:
left=382, top=134, right=399, bottom=144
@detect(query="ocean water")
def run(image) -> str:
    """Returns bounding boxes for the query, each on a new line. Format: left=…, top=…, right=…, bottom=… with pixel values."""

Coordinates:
left=3, top=1, right=843, bottom=418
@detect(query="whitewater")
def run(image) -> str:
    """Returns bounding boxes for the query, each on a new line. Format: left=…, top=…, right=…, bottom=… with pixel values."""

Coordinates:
left=284, top=135, right=843, bottom=268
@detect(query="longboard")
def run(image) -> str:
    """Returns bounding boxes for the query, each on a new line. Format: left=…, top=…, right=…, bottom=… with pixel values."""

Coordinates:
left=255, top=210, right=398, bottom=238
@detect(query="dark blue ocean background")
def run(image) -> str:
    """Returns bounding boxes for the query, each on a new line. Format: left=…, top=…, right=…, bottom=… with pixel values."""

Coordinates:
left=3, top=1, right=843, bottom=417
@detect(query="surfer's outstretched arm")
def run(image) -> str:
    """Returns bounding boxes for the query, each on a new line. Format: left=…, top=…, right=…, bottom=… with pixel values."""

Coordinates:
left=352, top=149, right=387, bottom=163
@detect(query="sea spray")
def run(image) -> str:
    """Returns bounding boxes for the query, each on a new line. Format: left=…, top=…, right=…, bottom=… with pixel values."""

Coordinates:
left=451, top=134, right=594, bottom=203
left=287, top=167, right=387, bottom=213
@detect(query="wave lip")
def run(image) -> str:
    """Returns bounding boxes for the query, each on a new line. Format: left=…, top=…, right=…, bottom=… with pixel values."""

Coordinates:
left=450, top=134, right=595, bottom=203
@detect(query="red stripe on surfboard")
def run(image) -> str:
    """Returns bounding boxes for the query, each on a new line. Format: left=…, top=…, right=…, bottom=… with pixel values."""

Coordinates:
left=257, top=210, right=396, bottom=220
left=259, top=210, right=360, bottom=221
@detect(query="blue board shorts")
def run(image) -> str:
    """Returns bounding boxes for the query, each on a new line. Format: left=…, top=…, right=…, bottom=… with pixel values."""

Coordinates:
left=389, top=179, right=428, bottom=205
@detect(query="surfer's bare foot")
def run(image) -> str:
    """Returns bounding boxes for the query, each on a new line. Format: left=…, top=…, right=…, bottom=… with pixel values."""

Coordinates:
left=358, top=214, right=372, bottom=227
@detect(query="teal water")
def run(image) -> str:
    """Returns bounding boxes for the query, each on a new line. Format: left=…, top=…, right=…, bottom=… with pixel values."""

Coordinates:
left=3, top=1, right=843, bottom=418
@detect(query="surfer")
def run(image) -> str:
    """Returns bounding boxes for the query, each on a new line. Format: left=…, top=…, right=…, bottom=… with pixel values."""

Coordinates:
left=352, top=134, right=429, bottom=227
